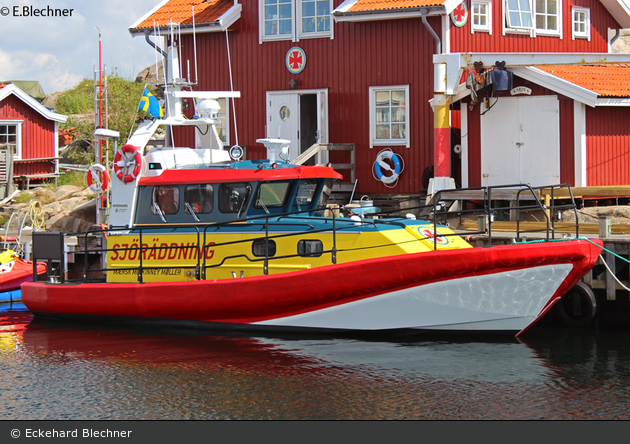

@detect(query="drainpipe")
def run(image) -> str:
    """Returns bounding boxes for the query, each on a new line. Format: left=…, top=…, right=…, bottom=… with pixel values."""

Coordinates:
left=422, top=9, right=455, bottom=195
left=144, top=29, right=168, bottom=58
left=421, top=8, right=441, bottom=55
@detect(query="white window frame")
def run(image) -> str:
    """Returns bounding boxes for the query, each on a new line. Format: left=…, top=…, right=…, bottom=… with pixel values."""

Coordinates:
left=535, top=0, right=562, bottom=37
left=503, top=0, right=562, bottom=37
left=572, top=7, right=590, bottom=40
left=369, top=85, right=410, bottom=148
left=504, top=0, right=534, bottom=32
left=259, top=0, right=333, bottom=43
left=471, top=0, right=492, bottom=34
left=0, top=120, right=22, bottom=160
left=298, top=0, right=332, bottom=39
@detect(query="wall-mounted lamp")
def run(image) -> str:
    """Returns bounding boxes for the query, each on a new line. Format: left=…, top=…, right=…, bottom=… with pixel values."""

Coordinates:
left=289, top=79, right=298, bottom=89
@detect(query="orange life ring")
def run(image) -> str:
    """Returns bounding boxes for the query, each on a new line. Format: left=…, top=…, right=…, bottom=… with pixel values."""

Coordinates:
left=87, top=164, right=109, bottom=193
left=114, top=144, right=142, bottom=183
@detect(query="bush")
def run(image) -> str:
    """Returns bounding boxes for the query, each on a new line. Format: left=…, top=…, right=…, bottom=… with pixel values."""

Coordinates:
left=55, top=71, right=151, bottom=165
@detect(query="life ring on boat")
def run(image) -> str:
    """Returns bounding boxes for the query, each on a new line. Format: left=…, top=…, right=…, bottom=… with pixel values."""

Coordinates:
left=87, top=164, right=109, bottom=193
left=553, top=281, right=598, bottom=328
left=114, top=144, right=142, bottom=183
left=373, top=149, right=403, bottom=186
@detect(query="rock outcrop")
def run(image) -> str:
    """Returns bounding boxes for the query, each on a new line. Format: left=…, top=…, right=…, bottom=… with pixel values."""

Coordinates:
left=0, top=185, right=98, bottom=234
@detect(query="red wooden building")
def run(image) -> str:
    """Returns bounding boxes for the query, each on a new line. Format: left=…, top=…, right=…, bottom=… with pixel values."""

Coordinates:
left=0, top=83, right=67, bottom=189
left=129, top=0, right=630, bottom=195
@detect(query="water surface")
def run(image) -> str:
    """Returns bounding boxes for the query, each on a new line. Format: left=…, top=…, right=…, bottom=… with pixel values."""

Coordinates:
left=1, top=302, right=629, bottom=420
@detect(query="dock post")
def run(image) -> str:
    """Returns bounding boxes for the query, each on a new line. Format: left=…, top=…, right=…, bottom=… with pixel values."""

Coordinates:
left=599, top=216, right=611, bottom=238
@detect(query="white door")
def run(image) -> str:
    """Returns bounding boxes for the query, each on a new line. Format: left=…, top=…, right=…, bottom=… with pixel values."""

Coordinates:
left=267, top=93, right=299, bottom=160
left=266, top=90, right=328, bottom=162
left=480, top=96, right=560, bottom=187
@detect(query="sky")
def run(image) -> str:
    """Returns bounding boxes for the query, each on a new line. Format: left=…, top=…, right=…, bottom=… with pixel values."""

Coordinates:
left=0, top=0, right=162, bottom=95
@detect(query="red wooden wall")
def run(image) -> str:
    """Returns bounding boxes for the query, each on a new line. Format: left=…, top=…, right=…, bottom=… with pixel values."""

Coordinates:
left=586, top=106, right=630, bottom=185
left=0, top=93, right=57, bottom=177
left=449, top=0, right=619, bottom=53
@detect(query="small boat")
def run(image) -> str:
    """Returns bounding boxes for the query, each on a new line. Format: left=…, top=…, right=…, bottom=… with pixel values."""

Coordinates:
left=21, top=27, right=602, bottom=337
left=0, top=249, right=46, bottom=302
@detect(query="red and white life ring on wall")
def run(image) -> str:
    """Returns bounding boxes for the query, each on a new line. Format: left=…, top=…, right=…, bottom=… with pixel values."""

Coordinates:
left=114, top=144, right=142, bottom=183
left=87, top=164, right=109, bottom=193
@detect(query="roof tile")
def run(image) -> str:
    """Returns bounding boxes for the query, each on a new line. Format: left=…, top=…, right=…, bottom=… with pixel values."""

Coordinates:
left=133, top=0, right=233, bottom=30
left=537, top=65, right=630, bottom=98
left=347, top=0, right=447, bottom=13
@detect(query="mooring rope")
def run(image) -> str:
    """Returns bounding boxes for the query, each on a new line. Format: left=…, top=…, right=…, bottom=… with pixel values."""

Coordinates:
left=513, top=237, right=630, bottom=291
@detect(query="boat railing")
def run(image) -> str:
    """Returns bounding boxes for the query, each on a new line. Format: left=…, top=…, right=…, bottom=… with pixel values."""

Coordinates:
left=382, top=182, right=580, bottom=248
left=30, top=183, right=581, bottom=283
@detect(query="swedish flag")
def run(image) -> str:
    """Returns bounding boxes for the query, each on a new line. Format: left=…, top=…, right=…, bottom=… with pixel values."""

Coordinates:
left=138, top=88, right=163, bottom=118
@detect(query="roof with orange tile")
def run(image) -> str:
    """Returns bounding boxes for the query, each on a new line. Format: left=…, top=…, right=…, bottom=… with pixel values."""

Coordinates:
left=132, top=0, right=233, bottom=30
left=345, top=0, right=447, bottom=12
left=537, top=65, right=630, bottom=98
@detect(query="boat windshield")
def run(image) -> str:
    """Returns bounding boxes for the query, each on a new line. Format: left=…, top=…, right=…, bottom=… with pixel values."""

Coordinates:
left=184, top=184, right=214, bottom=214
left=295, top=179, right=318, bottom=209
left=254, top=182, right=291, bottom=212
left=152, top=186, right=180, bottom=215
left=218, top=182, right=252, bottom=216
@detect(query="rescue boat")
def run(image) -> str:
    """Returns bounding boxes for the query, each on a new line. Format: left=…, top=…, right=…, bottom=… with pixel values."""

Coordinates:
left=20, top=26, right=602, bottom=336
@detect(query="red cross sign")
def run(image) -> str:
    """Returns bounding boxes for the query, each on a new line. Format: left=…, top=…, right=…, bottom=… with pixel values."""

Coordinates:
left=450, top=1, right=468, bottom=27
left=286, top=47, right=306, bottom=74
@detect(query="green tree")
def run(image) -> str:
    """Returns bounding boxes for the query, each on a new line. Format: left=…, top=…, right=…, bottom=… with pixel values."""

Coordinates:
left=56, top=72, right=157, bottom=165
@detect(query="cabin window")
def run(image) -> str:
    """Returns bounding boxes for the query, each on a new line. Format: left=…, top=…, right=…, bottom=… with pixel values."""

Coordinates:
left=255, top=182, right=291, bottom=210
left=535, top=0, right=561, bottom=35
left=572, top=7, right=590, bottom=40
left=184, top=184, right=214, bottom=216
left=296, top=179, right=318, bottom=208
left=218, top=182, right=252, bottom=214
left=260, top=0, right=332, bottom=42
left=471, top=0, right=492, bottom=34
left=152, top=186, right=180, bottom=215
left=0, top=123, right=21, bottom=160
left=369, top=86, right=409, bottom=148
left=252, top=239, right=277, bottom=257
left=297, top=239, right=323, bottom=257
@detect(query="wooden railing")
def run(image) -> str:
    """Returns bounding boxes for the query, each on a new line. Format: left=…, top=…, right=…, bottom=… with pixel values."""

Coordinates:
left=291, top=143, right=355, bottom=183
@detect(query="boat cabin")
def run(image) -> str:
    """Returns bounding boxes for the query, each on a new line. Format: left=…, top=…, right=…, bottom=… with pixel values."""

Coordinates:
left=133, top=159, right=341, bottom=225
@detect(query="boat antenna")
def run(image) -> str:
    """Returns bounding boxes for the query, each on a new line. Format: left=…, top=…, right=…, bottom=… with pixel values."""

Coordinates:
left=225, top=28, right=239, bottom=146
left=192, top=5, right=198, bottom=85
left=178, top=23, right=183, bottom=84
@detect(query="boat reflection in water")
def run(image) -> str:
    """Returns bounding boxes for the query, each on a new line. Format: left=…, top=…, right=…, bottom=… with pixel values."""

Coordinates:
left=2, top=304, right=630, bottom=420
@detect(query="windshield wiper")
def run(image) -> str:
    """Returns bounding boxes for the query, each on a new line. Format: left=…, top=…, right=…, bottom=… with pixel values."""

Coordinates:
left=153, top=202, right=167, bottom=223
left=185, top=203, right=201, bottom=222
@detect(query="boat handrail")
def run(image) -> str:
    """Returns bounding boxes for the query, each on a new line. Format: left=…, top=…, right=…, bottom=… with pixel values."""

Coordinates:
left=378, top=182, right=580, bottom=247
left=31, top=183, right=581, bottom=283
